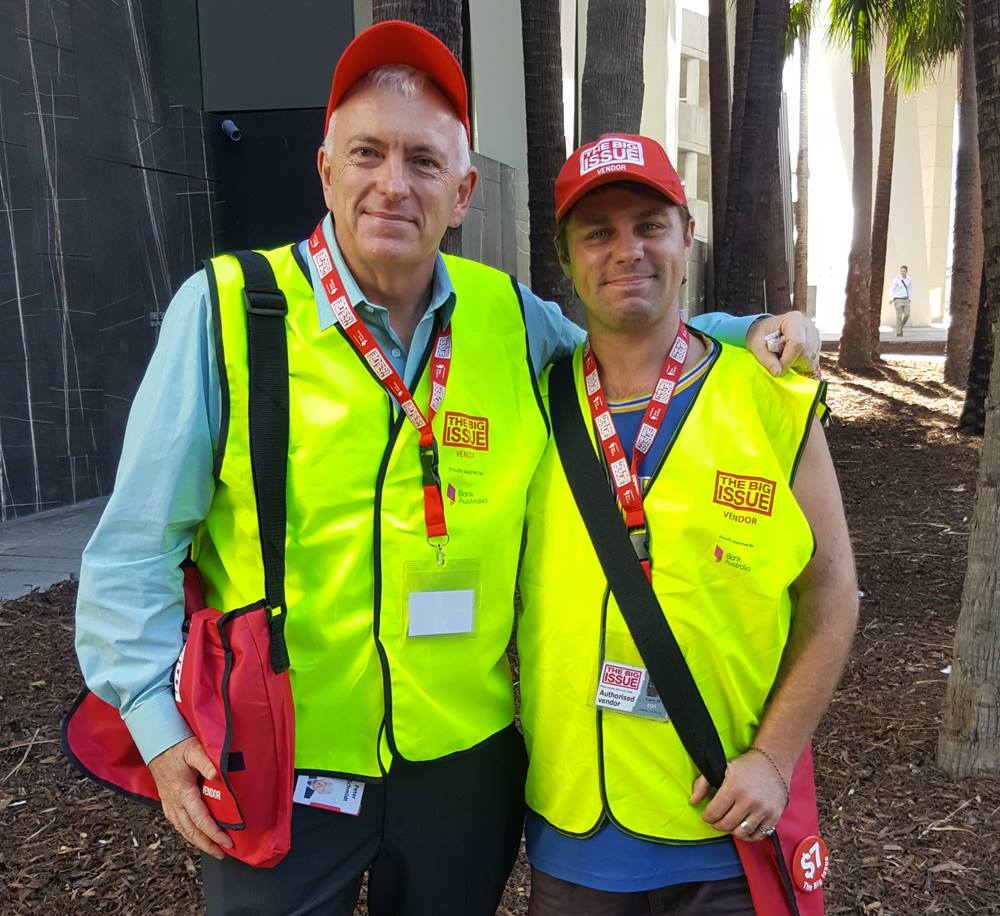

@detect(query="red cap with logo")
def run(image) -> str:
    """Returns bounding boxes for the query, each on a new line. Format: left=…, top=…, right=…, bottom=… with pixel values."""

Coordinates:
left=555, top=134, right=686, bottom=221
left=324, top=20, right=470, bottom=140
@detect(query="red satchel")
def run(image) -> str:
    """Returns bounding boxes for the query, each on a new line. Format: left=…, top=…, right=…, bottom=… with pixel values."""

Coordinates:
left=62, top=249, right=297, bottom=868
left=62, top=566, right=295, bottom=867
left=735, top=745, right=828, bottom=916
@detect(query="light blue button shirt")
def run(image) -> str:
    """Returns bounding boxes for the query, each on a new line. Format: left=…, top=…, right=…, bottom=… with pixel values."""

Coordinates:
left=75, top=214, right=760, bottom=763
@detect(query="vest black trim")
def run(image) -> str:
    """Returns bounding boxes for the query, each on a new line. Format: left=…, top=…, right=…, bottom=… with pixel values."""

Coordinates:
left=203, top=258, right=230, bottom=482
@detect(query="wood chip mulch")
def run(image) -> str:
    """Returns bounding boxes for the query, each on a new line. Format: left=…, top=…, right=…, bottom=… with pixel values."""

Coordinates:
left=1, top=357, right=997, bottom=915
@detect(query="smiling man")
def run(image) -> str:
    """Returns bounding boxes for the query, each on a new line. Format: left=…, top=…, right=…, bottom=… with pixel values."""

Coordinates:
left=517, top=136, right=859, bottom=914
left=74, top=23, right=824, bottom=916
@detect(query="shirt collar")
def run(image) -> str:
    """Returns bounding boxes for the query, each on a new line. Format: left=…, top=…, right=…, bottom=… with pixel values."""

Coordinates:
left=300, top=213, right=457, bottom=332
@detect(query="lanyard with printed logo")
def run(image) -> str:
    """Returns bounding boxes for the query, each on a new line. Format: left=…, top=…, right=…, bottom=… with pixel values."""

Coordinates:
left=307, top=221, right=452, bottom=558
left=582, top=322, right=689, bottom=580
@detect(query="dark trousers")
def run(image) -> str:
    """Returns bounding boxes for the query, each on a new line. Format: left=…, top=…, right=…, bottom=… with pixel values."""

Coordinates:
left=528, top=868, right=755, bottom=916
left=202, top=724, right=527, bottom=916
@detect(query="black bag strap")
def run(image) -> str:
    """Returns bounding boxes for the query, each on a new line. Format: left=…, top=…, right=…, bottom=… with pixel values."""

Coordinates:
left=548, top=356, right=727, bottom=788
left=231, top=249, right=290, bottom=674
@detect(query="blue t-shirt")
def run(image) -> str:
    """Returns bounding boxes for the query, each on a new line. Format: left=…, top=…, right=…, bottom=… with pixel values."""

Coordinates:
left=525, top=336, right=744, bottom=893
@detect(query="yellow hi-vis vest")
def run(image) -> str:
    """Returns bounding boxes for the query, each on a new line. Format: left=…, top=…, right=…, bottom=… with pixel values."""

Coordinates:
left=517, top=341, right=825, bottom=842
left=191, top=244, right=549, bottom=778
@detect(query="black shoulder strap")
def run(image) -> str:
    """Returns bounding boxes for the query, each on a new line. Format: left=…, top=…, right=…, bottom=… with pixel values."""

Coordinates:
left=231, top=250, right=290, bottom=674
left=548, top=356, right=727, bottom=788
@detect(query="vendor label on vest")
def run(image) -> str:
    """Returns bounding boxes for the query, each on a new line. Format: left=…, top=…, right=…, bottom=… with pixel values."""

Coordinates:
left=595, top=661, right=669, bottom=720
left=293, top=776, right=364, bottom=815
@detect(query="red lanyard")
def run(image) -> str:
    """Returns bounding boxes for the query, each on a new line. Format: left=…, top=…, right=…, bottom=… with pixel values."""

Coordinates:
left=307, top=222, right=451, bottom=549
left=583, top=323, right=689, bottom=578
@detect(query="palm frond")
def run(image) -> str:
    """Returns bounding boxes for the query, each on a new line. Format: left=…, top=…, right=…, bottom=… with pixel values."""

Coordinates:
left=786, top=0, right=816, bottom=57
left=886, top=0, right=964, bottom=94
left=827, top=0, right=886, bottom=71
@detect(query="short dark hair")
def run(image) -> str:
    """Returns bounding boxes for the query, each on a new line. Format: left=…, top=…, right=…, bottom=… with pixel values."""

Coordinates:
left=900, top=264, right=908, bottom=270
left=554, top=182, right=693, bottom=262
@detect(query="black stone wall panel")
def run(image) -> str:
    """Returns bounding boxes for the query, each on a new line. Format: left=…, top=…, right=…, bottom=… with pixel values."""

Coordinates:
left=0, top=0, right=218, bottom=521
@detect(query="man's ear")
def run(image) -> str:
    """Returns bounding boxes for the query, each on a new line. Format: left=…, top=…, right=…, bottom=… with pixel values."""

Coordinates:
left=317, top=145, right=335, bottom=213
left=449, top=167, right=479, bottom=228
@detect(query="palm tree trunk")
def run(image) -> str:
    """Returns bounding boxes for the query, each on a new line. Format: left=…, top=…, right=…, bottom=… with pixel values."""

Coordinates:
left=793, top=32, right=810, bottom=311
left=723, top=0, right=756, bottom=288
left=372, top=0, right=465, bottom=254
left=580, top=0, right=647, bottom=143
left=717, top=0, right=788, bottom=314
left=766, top=159, right=793, bottom=313
left=708, top=0, right=731, bottom=291
left=945, top=0, right=984, bottom=388
left=838, top=60, right=874, bottom=370
left=521, top=0, right=577, bottom=316
left=372, top=0, right=463, bottom=59
left=958, top=266, right=990, bottom=435
left=937, top=0, right=1000, bottom=780
left=868, top=69, right=899, bottom=362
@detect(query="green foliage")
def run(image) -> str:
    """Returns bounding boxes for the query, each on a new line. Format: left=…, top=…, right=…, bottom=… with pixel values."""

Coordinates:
left=828, top=0, right=888, bottom=70
left=887, top=0, right=964, bottom=94
left=828, top=0, right=964, bottom=87
left=786, top=0, right=816, bottom=57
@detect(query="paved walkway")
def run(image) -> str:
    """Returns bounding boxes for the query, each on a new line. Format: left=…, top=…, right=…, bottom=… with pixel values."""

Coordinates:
left=820, top=324, right=947, bottom=345
left=0, top=496, right=108, bottom=601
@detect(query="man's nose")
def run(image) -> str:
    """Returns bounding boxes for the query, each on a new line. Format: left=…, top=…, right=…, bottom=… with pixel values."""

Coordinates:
left=376, top=154, right=408, bottom=200
left=613, top=231, right=643, bottom=264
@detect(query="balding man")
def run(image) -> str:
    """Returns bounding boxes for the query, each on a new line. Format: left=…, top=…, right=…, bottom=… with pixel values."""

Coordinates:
left=75, top=21, right=821, bottom=916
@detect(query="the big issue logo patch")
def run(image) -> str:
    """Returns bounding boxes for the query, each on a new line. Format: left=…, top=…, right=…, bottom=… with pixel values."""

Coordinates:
left=579, top=136, right=645, bottom=175
left=442, top=411, right=489, bottom=451
left=712, top=470, right=776, bottom=520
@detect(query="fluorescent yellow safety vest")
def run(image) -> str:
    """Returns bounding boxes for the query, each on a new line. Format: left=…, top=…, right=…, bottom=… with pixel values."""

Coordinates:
left=192, top=244, right=549, bottom=777
left=517, top=342, right=825, bottom=842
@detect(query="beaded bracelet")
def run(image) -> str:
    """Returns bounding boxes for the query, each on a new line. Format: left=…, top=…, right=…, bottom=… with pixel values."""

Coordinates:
left=750, top=745, right=790, bottom=806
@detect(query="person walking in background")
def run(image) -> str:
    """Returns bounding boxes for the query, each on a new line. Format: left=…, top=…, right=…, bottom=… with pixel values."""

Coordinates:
left=890, top=265, right=912, bottom=337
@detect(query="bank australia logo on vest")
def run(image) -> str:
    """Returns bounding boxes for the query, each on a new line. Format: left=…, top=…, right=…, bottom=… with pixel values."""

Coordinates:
left=580, top=137, right=644, bottom=176
left=713, top=471, right=776, bottom=519
left=442, top=411, right=489, bottom=451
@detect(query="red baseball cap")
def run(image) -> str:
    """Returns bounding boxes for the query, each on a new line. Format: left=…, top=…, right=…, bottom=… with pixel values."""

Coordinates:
left=324, top=20, right=470, bottom=140
left=555, top=134, right=686, bottom=221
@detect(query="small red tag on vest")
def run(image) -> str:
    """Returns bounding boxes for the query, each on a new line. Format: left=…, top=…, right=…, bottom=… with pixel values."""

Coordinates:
left=792, top=835, right=830, bottom=892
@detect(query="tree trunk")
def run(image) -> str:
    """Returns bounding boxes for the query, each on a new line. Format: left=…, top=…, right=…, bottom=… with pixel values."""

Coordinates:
left=580, top=0, right=647, bottom=143
left=937, top=0, right=1000, bottom=780
left=709, top=0, right=732, bottom=290
left=372, top=0, right=465, bottom=254
left=868, top=71, right=899, bottom=362
left=838, top=61, right=874, bottom=370
left=521, top=0, right=577, bottom=316
left=793, top=31, right=810, bottom=312
left=945, top=0, right=984, bottom=388
left=716, top=0, right=789, bottom=314
left=958, top=266, right=991, bottom=435
left=728, top=0, right=755, bottom=195
left=765, top=158, right=793, bottom=313
left=372, top=0, right=463, bottom=59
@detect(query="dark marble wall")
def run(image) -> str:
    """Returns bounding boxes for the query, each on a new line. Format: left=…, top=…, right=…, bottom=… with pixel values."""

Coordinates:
left=0, top=0, right=217, bottom=521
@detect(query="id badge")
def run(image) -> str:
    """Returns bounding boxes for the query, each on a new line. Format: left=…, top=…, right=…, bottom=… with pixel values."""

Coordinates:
left=293, top=775, right=364, bottom=815
left=595, top=660, right=669, bottom=720
left=403, top=559, right=480, bottom=638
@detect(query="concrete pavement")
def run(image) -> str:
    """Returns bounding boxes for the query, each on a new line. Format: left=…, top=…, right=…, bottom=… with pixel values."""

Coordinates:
left=0, top=496, right=107, bottom=601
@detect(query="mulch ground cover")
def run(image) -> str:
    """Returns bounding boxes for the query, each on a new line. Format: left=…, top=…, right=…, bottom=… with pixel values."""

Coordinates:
left=1, top=356, right=997, bottom=915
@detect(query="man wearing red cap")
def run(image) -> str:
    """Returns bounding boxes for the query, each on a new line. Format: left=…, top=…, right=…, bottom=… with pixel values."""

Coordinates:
left=74, top=21, right=824, bottom=915
left=516, top=135, right=858, bottom=913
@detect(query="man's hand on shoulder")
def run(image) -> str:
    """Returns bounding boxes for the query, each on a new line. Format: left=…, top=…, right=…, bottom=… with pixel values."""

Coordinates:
left=148, top=736, right=234, bottom=860
left=746, top=311, right=822, bottom=379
